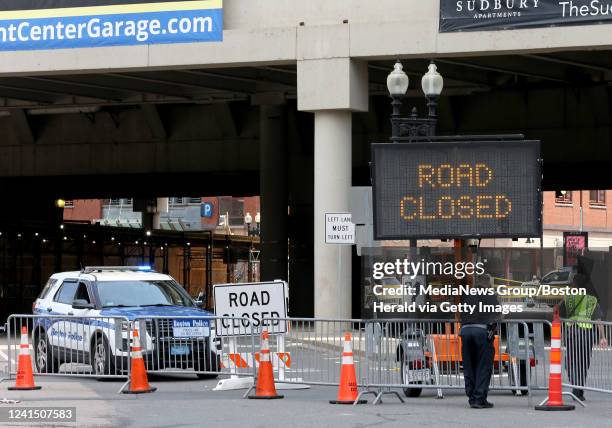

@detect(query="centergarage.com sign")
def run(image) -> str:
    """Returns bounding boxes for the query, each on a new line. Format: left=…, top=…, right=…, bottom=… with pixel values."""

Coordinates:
left=213, top=281, right=288, bottom=337
left=0, top=0, right=222, bottom=51
left=440, top=0, right=612, bottom=32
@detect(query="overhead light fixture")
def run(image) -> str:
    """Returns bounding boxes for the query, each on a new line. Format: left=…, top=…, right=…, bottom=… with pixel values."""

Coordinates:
left=27, top=106, right=100, bottom=116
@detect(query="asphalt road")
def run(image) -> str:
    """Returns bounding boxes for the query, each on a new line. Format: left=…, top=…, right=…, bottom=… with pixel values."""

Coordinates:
left=1, top=331, right=612, bottom=428
left=1, top=375, right=611, bottom=428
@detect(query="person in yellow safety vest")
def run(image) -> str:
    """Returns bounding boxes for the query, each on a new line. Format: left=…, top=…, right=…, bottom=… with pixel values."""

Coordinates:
left=559, top=273, right=608, bottom=402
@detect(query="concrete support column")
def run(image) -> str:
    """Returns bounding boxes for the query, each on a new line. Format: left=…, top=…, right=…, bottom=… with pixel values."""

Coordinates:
left=314, top=110, right=352, bottom=319
left=297, top=52, right=368, bottom=319
left=259, top=102, right=288, bottom=282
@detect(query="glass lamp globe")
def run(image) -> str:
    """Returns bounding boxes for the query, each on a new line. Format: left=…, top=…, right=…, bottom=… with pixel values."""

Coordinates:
left=387, top=61, right=409, bottom=96
left=421, top=62, right=444, bottom=97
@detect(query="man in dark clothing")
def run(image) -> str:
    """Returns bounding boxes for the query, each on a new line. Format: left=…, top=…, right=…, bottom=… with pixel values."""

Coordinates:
left=459, top=274, right=502, bottom=409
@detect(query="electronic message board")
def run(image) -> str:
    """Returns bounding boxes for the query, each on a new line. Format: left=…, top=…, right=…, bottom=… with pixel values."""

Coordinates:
left=372, top=140, right=541, bottom=240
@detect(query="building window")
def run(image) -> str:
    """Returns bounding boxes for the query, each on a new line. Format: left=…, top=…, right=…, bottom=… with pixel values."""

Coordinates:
left=589, top=190, right=606, bottom=207
left=109, top=198, right=121, bottom=206
left=64, top=200, right=74, bottom=208
left=189, top=197, right=201, bottom=204
left=555, top=191, right=572, bottom=205
left=218, top=197, right=244, bottom=226
left=170, top=197, right=185, bottom=205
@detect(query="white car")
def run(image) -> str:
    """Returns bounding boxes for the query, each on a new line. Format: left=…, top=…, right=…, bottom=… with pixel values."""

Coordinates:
left=32, top=266, right=220, bottom=378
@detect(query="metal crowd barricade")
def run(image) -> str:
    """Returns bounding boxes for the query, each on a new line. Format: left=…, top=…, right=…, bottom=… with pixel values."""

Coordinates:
left=260, top=317, right=538, bottom=405
left=0, top=314, right=131, bottom=392
left=261, top=317, right=369, bottom=388
left=131, top=316, right=256, bottom=380
left=519, top=319, right=551, bottom=393
left=0, top=323, right=7, bottom=380
left=561, top=319, right=612, bottom=394
left=361, top=319, right=535, bottom=404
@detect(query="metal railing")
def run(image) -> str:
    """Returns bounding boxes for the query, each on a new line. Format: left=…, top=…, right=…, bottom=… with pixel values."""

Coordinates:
left=261, top=318, right=369, bottom=387
left=561, top=319, right=612, bottom=394
left=0, top=323, right=7, bottom=379
left=0, top=314, right=610, bottom=404
left=1, top=314, right=131, bottom=392
left=131, top=316, right=255, bottom=379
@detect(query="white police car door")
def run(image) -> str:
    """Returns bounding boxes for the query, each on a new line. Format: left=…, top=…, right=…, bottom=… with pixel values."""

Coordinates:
left=69, top=281, right=96, bottom=356
left=48, top=279, right=79, bottom=350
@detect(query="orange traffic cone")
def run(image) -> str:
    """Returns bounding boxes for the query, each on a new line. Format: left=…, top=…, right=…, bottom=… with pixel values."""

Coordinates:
left=330, top=332, right=366, bottom=404
left=8, top=326, right=41, bottom=391
left=248, top=330, right=283, bottom=399
left=122, top=328, right=156, bottom=394
left=535, top=306, right=574, bottom=411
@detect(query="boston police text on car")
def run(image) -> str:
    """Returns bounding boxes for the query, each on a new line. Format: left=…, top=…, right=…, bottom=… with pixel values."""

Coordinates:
left=32, top=266, right=220, bottom=378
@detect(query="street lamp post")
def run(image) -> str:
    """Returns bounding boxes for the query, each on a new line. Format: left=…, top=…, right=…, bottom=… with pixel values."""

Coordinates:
left=244, top=212, right=253, bottom=236
left=387, top=60, right=444, bottom=142
left=387, top=60, right=444, bottom=248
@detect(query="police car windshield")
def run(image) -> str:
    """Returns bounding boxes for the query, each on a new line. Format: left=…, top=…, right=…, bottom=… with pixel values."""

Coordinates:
left=98, top=280, right=193, bottom=308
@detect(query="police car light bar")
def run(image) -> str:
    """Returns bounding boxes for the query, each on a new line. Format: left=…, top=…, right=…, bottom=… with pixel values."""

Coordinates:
left=82, top=266, right=155, bottom=273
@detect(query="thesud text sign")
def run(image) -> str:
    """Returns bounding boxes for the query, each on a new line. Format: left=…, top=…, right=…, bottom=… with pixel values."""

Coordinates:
left=440, top=0, right=612, bottom=32
left=371, top=140, right=542, bottom=240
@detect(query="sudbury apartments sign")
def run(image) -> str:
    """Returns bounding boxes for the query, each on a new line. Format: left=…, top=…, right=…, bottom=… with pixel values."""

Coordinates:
left=440, top=0, right=612, bottom=32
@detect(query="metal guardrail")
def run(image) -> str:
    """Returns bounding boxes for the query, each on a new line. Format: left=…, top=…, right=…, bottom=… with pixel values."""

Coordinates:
left=1, top=314, right=132, bottom=392
left=261, top=318, right=369, bottom=387
left=0, top=315, right=610, bottom=404
left=562, top=319, right=612, bottom=394
left=0, top=323, right=7, bottom=379
left=131, top=316, right=255, bottom=379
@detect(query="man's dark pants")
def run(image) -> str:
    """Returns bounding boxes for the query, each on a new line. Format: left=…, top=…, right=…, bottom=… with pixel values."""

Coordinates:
left=460, top=326, right=494, bottom=405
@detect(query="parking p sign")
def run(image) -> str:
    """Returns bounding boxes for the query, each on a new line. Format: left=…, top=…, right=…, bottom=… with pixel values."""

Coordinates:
left=214, top=281, right=288, bottom=336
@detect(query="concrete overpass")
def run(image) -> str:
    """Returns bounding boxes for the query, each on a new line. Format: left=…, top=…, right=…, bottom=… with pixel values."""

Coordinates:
left=0, top=0, right=611, bottom=318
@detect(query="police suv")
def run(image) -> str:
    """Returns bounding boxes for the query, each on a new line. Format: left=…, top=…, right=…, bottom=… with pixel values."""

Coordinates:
left=32, top=266, right=220, bottom=378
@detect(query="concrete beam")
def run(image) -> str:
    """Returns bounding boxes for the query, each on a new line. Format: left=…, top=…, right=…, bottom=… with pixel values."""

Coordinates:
left=297, top=58, right=368, bottom=112
left=211, top=103, right=239, bottom=137
left=0, top=2, right=608, bottom=76
left=140, top=104, right=167, bottom=140
left=10, top=109, right=34, bottom=144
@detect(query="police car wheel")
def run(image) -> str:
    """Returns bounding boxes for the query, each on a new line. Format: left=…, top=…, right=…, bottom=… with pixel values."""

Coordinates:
left=34, top=331, right=59, bottom=374
left=92, top=336, right=115, bottom=376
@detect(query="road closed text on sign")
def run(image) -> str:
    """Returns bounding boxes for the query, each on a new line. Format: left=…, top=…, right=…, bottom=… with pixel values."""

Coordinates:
left=214, top=281, right=288, bottom=336
left=371, top=140, right=541, bottom=240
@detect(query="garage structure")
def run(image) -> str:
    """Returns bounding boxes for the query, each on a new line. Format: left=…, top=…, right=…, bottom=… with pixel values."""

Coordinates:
left=0, top=0, right=611, bottom=318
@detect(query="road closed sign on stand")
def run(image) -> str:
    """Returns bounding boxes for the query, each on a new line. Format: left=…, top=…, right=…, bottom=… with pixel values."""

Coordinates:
left=214, top=281, right=288, bottom=336
left=325, top=213, right=355, bottom=244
